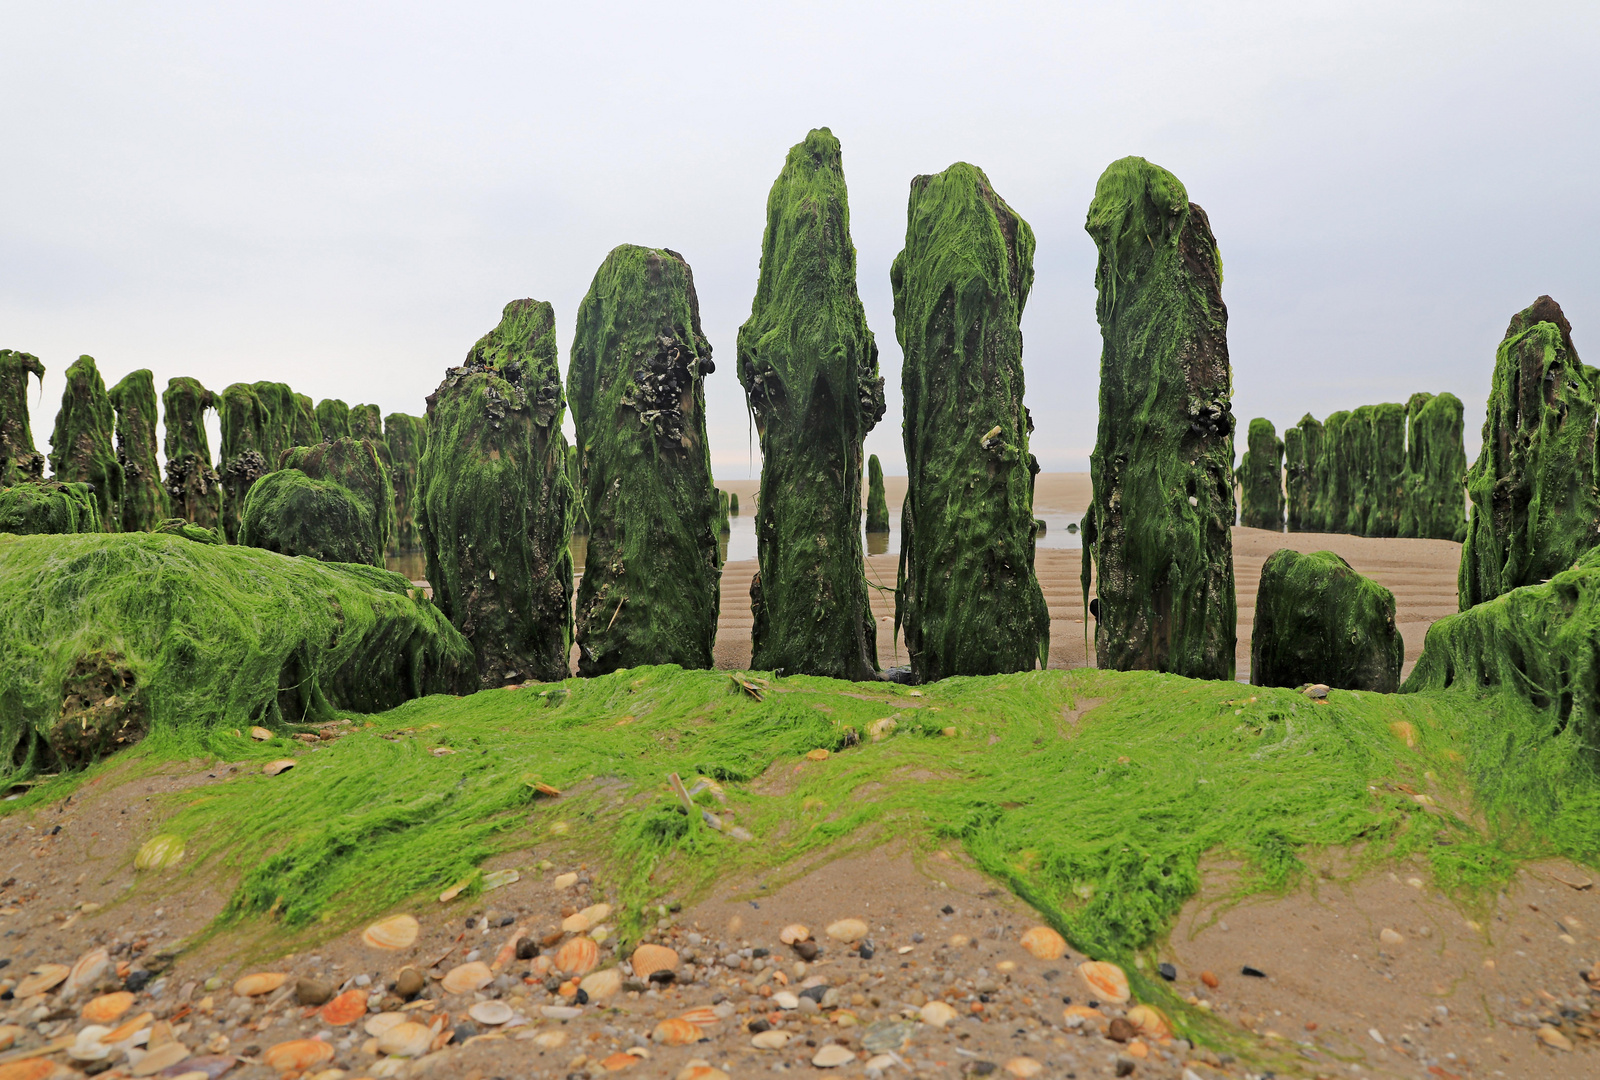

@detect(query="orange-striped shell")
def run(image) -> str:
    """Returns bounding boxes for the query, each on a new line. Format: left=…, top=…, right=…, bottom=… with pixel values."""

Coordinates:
left=318, top=988, right=368, bottom=1025
left=440, top=960, right=493, bottom=995
left=361, top=914, right=419, bottom=951
left=629, top=943, right=679, bottom=980
left=1018, top=926, right=1066, bottom=961
left=81, top=991, right=134, bottom=1023
left=1075, top=961, right=1129, bottom=1004
left=779, top=923, right=810, bottom=945
left=103, top=1012, right=154, bottom=1043
left=0, top=1061, right=63, bottom=1080
left=650, top=1017, right=701, bottom=1046
left=678, top=1068, right=729, bottom=1080
left=555, top=936, right=599, bottom=976
left=1126, top=1004, right=1171, bottom=1039
left=598, top=1052, right=640, bottom=1071
left=64, top=947, right=110, bottom=997
left=676, top=1006, right=720, bottom=1027
left=233, top=972, right=288, bottom=997
left=262, top=1038, right=334, bottom=1073
left=376, top=1021, right=434, bottom=1058
left=14, top=964, right=69, bottom=998
left=579, top=968, right=622, bottom=1001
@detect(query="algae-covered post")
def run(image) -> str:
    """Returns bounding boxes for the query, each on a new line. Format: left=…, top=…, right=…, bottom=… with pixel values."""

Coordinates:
left=1364, top=402, right=1407, bottom=538
left=420, top=299, right=575, bottom=686
left=1293, top=414, right=1325, bottom=532
left=349, top=404, right=384, bottom=443
left=316, top=398, right=352, bottom=441
left=738, top=128, right=885, bottom=680
left=1251, top=548, right=1402, bottom=692
left=219, top=382, right=323, bottom=543
left=1238, top=417, right=1283, bottom=530
left=1340, top=404, right=1376, bottom=536
left=48, top=355, right=123, bottom=531
left=108, top=369, right=169, bottom=532
left=1081, top=156, right=1235, bottom=679
left=1401, top=392, right=1467, bottom=542
left=891, top=162, right=1047, bottom=682
left=865, top=453, right=890, bottom=533
left=240, top=437, right=394, bottom=567
left=0, top=350, right=46, bottom=485
left=161, top=377, right=224, bottom=530
left=383, top=412, right=427, bottom=552
left=1318, top=411, right=1351, bottom=535
left=1459, top=297, right=1600, bottom=609
left=1283, top=426, right=1305, bottom=532
left=568, top=246, right=719, bottom=676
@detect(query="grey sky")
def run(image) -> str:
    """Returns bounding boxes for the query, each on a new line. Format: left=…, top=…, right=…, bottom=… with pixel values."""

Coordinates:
left=3, top=1, right=1596, bottom=478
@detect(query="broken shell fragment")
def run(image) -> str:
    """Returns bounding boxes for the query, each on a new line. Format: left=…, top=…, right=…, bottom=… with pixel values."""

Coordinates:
left=629, top=944, right=680, bottom=981
left=1019, top=926, right=1066, bottom=961
left=318, top=989, right=368, bottom=1026
left=676, top=1007, right=720, bottom=1027
left=361, top=914, right=419, bottom=951
left=779, top=924, right=810, bottom=945
left=751, top=1029, right=792, bottom=1050
left=232, top=972, right=287, bottom=997
left=555, top=936, right=599, bottom=976
left=63, top=947, right=110, bottom=998
left=81, top=991, right=135, bottom=1023
left=483, top=868, right=520, bottom=891
left=553, top=872, right=579, bottom=889
left=15, top=964, right=69, bottom=997
left=651, top=1018, right=701, bottom=1046
left=249, top=727, right=272, bottom=741
left=261, top=759, right=296, bottom=776
left=262, top=1038, right=334, bottom=1073
left=920, top=1001, right=958, bottom=1027
left=1126, top=1004, right=1171, bottom=1039
left=1077, top=960, right=1130, bottom=1004
left=811, top=1044, right=855, bottom=1067
left=562, top=902, right=612, bottom=933
left=440, top=961, right=493, bottom=995
left=364, top=1013, right=407, bottom=1037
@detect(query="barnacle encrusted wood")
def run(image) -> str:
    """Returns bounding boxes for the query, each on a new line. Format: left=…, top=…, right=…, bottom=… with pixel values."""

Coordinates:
left=48, top=355, right=123, bottom=531
left=384, top=412, right=427, bottom=552
left=569, top=246, right=719, bottom=676
left=737, top=129, right=885, bottom=680
left=0, top=350, right=46, bottom=485
left=161, top=377, right=224, bottom=530
left=1250, top=548, right=1402, bottom=692
left=1459, top=296, right=1600, bottom=609
left=420, top=299, right=575, bottom=686
left=1237, top=417, right=1283, bottom=530
left=108, top=369, right=169, bottom=532
left=240, top=437, right=394, bottom=567
left=865, top=453, right=890, bottom=533
left=1081, top=157, right=1235, bottom=679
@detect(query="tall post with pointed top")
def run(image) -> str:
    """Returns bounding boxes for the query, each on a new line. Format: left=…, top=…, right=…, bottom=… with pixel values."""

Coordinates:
left=1081, top=156, right=1236, bottom=679
left=865, top=454, right=890, bottom=533
left=0, top=350, right=46, bottom=486
left=162, top=378, right=223, bottom=530
left=383, top=412, right=427, bottom=553
left=316, top=399, right=352, bottom=441
left=1399, top=392, right=1466, bottom=542
left=737, top=129, right=886, bottom=680
left=891, top=162, right=1048, bottom=681
left=1237, top=418, right=1283, bottom=530
left=49, top=356, right=123, bottom=531
left=219, top=382, right=323, bottom=542
left=109, top=370, right=169, bottom=532
left=569, top=246, right=720, bottom=676
left=1291, top=414, right=1325, bottom=532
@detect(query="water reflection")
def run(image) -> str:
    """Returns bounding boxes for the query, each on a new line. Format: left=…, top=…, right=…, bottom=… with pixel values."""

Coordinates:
left=866, top=530, right=890, bottom=556
left=385, top=549, right=428, bottom=582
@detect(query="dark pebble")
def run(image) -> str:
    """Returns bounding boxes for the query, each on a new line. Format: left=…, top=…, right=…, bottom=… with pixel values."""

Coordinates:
left=452, top=1022, right=476, bottom=1044
left=498, top=915, right=515, bottom=927
left=544, top=977, right=564, bottom=993
left=941, top=905, right=955, bottom=915
left=748, top=1018, right=771, bottom=1034
left=516, top=939, right=539, bottom=960
left=1241, top=966, right=1266, bottom=978
left=1108, top=1017, right=1135, bottom=1042
left=465, top=917, right=477, bottom=929
left=0, top=959, right=9, bottom=970
left=125, top=970, right=152, bottom=993
left=648, top=970, right=675, bottom=984
left=1114, top=1056, right=1135, bottom=1077
left=799, top=985, right=827, bottom=1003
left=961, top=1062, right=997, bottom=1077
left=623, top=979, right=649, bottom=993
left=795, top=941, right=819, bottom=961
left=979, top=994, right=991, bottom=1004
left=858, top=944, right=875, bottom=960
left=752, top=948, right=769, bottom=959
left=1158, top=963, right=1177, bottom=981
left=1060, top=996, right=1072, bottom=1005
left=1087, top=1000, right=1099, bottom=1009
left=575, top=989, right=589, bottom=1005
left=1041, top=970, right=1058, bottom=982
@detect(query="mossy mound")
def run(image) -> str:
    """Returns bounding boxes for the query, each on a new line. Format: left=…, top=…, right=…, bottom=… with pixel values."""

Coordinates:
left=421, top=300, right=574, bottom=686
left=239, top=468, right=381, bottom=566
left=220, top=382, right=323, bottom=543
left=153, top=517, right=221, bottom=544
left=349, top=403, right=384, bottom=442
left=48, top=355, right=122, bottom=530
left=384, top=412, right=427, bottom=553
left=0, top=350, right=46, bottom=486
left=281, top=437, right=395, bottom=555
left=1082, top=157, right=1235, bottom=679
left=892, top=162, right=1047, bottom=681
left=0, top=532, right=474, bottom=776
left=1237, top=417, right=1283, bottom=530
left=738, top=128, right=884, bottom=680
left=1400, top=392, right=1467, bottom=542
left=864, top=453, right=890, bottom=533
left=569, top=246, right=719, bottom=676
left=316, top=398, right=352, bottom=441
left=1459, top=297, right=1599, bottom=609
left=0, top=480, right=103, bottom=535
left=161, top=377, right=224, bottom=530
left=1250, top=549, right=1402, bottom=692
left=109, top=369, right=169, bottom=532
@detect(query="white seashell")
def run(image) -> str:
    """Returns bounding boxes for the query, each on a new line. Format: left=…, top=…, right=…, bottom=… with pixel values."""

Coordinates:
left=468, top=1001, right=514, bottom=1026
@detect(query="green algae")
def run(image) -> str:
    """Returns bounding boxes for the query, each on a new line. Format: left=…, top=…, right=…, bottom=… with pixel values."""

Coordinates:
left=1339, top=404, right=1376, bottom=535
left=1318, top=411, right=1351, bottom=535
left=569, top=247, right=719, bottom=676
left=1236, top=417, right=1282, bottom=530
left=383, top=412, right=427, bottom=553
left=108, top=369, right=168, bottom=532
left=348, top=404, right=383, bottom=443
left=738, top=129, right=885, bottom=680
left=316, top=398, right=352, bottom=440
left=1082, top=157, right=1234, bottom=680
left=1282, top=426, right=1305, bottom=532
left=864, top=453, right=890, bottom=533
left=1401, top=392, right=1467, bottom=542
left=892, top=162, right=1047, bottom=681
left=0, top=350, right=46, bottom=485
left=1362, top=402, right=1408, bottom=538
left=161, top=378, right=224, bottom=531
left=1288, top=414, right=1324, bottom=532
left=220, top=382, right=324, bottom=543
left=420, top=299, right=575, bottom=686
left=239, top=438, right=394, bottom=567
left=1250, top=549, right=1402, bottom=692
left=0, top=532, right=473, bottom=777
left=0, top=480, right=102, bottom=535
left=1459, top=297, right=1599, bottom=610
left=48, top=356, right=123, bottom=530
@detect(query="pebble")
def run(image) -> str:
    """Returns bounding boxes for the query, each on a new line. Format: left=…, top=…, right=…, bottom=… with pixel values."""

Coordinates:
left=811, top=1044, right=855, bottom=1068
left=1379, top=928, right=1404, bottom=946
left=827, top=918, right=869, bottom=943
left=394, top=967, right=424, bottom=999
left=773, top=991, right=801, bottom=1010
left=920, top=1000, right=958, bottom=1027
left=294, top=977, right=334, bottom=1006
left=751, top=1029, right=791, bottom=1049
left=1537, top=1026, right=1573, bottom=1051
left=1004, top=1057, right=1042, bottom=1078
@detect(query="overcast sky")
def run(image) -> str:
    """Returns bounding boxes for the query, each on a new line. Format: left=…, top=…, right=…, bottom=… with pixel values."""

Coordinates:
left=3, top=1, right=1596, bottom=479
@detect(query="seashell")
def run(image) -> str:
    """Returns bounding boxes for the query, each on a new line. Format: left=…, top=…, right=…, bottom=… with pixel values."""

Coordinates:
left=262, top=1038, right=334, bottom=1073
left=318, top=989, right=368, bottom=1026
left=675, top=1006, right=720, bottom=1027
left=134, top=835, right=186, bottom=871
left=130, top=1041, right=190, bottom=1076
left=678, top=1069, right=729, bottom=1080
left=438, top=874, right=475, bottom=903
left=232, top=972, right=287, bottom=997
left=530, top=1030, right=567, bottom=1049
left=1019, top=926, right=1066, bottom=961
left=751, top=1029, right=791, bottom=1050
left=540, top=1005, right=582, bottom=1021
left=68, top=1024, right=113, bottom=1061
left=548, top=820, right=569, bottom=835
left=0, top=1025, right=20, bottom=1052
left=162, top=1055, right=237, bottom=1079
left=467, top=1001, right=513, bottom=1026
left=1389, top=721, right=1418, bottom=748
left=261, top=759, right=296, bottom=776
left=363, top=1013, right=407, bottom=1037
left=579, top=968, right=623, bottom=1002
left=1004, top=1057, right=1043, bottom=1078
left=249, top=727, right=272, bottom=741
left=0, top=1061, right=59, bottom=1080
left=629, top=944, right=679, bottom=981
left=561, top=902, right=612, bottom=933
left=64, top=947, right=110, bottom=998
left=492, top=930, right=525, bottom=972
left=826, top=918, right=868, bottom=943
left=553, top=872, right=578, bottom=889
left=82, top=991, right=135, bottom=1023
left=811, top=1044, right=854, bottom=1068
left=1076, top=960, right=1129, bottom=1004
left=483, top=869, right=519, bottom=891
left=15, top=964, right=70, bottom=997
left=361, top=914, right=419, bottom=951
left=376, top=1021, right=434, bottom=1058
left=919, top=1000, right=957, bottom=1027
left=554, top=936, right=599, bottom=976
left=772, top=991, right=800, bottom=1010
left=650, top=1018, right=701, bottom=1046
left=1537, top=1025, right=1574, bottom=1051
left=1126, top=1004, right=1171, bottom=1040
left=598, top=1051, right=639, bottom=1071
left=439, top=961, right=492, bottom=995
left=779, top=924, right=810, bottom=945
left=529, top=955, right=553, bottom=976
left=103, top=1012, right=154, bottom=1043
left=1199, top=970, right=1219, bottom=988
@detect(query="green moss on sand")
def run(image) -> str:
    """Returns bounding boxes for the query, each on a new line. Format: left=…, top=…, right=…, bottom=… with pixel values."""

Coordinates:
left=421, top=300, right=574, bottom=686
left=161, top=377, right=224, bottom=531
left=1083, top=157, right=1234, bottom=679
left=1251, top=549, right=1402, bottom=692
left=1237, top=417, right=1283, bottom=530
left=0, top=480, right=102, bottom=535
left=384, top=412, right=427, bottom=553
left=220, top=382, right=323, bottom=543
left=316, top=398, right=352, bottom=441
left=865, top=453, right=889, bottom=533
left=0, top=350, right=46, bottom=485
left=893, top=162, right=1047, bottom=681
left=0, top=532, right=473, bottom=776
left=109, top=369, right=169, bottom=532
left=1400, top=392, right=1467, bottom=542
left=738, top=129, right=885, bottom=680
left=569, top=247, right=719, bottom=676
left=48, top=356, right=123, bottom=530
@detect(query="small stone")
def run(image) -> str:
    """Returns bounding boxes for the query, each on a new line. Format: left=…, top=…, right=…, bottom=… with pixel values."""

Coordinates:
left=1379, top=928, right=1404, bottom=946
left=960, top=1063, right=997, bottom=1077
left=795, top=941, right=819, bottom=961
left=1108, top=1017, right=1135, bottom=1042
left=812, top=1044, right=855, bottom=1068
left=393, top=967, right=424, bottom=999
left=751, top=1029, right=791, bottom=1050
left=1157, top=963, right=1176, bottom=981
left=1113, top=1055, right=1136, bottom=1077
left=920, top=1000, right=958, bottom=1028
left=1004, top=1057, right=1042, bottom=1078
left=1240, top=966, right=1266, bottom=978
left=773, top=991, right=801, bottom=1010
left=860, top=1019, right=916, bottom=1053
left=1200, top=971, right=1219, bottom=988
left=1538, top=1026, right=1573, bottom=1051
left=294, top=978, right=334, bottom=1006
left=827, top=919, right=869, bottom=943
